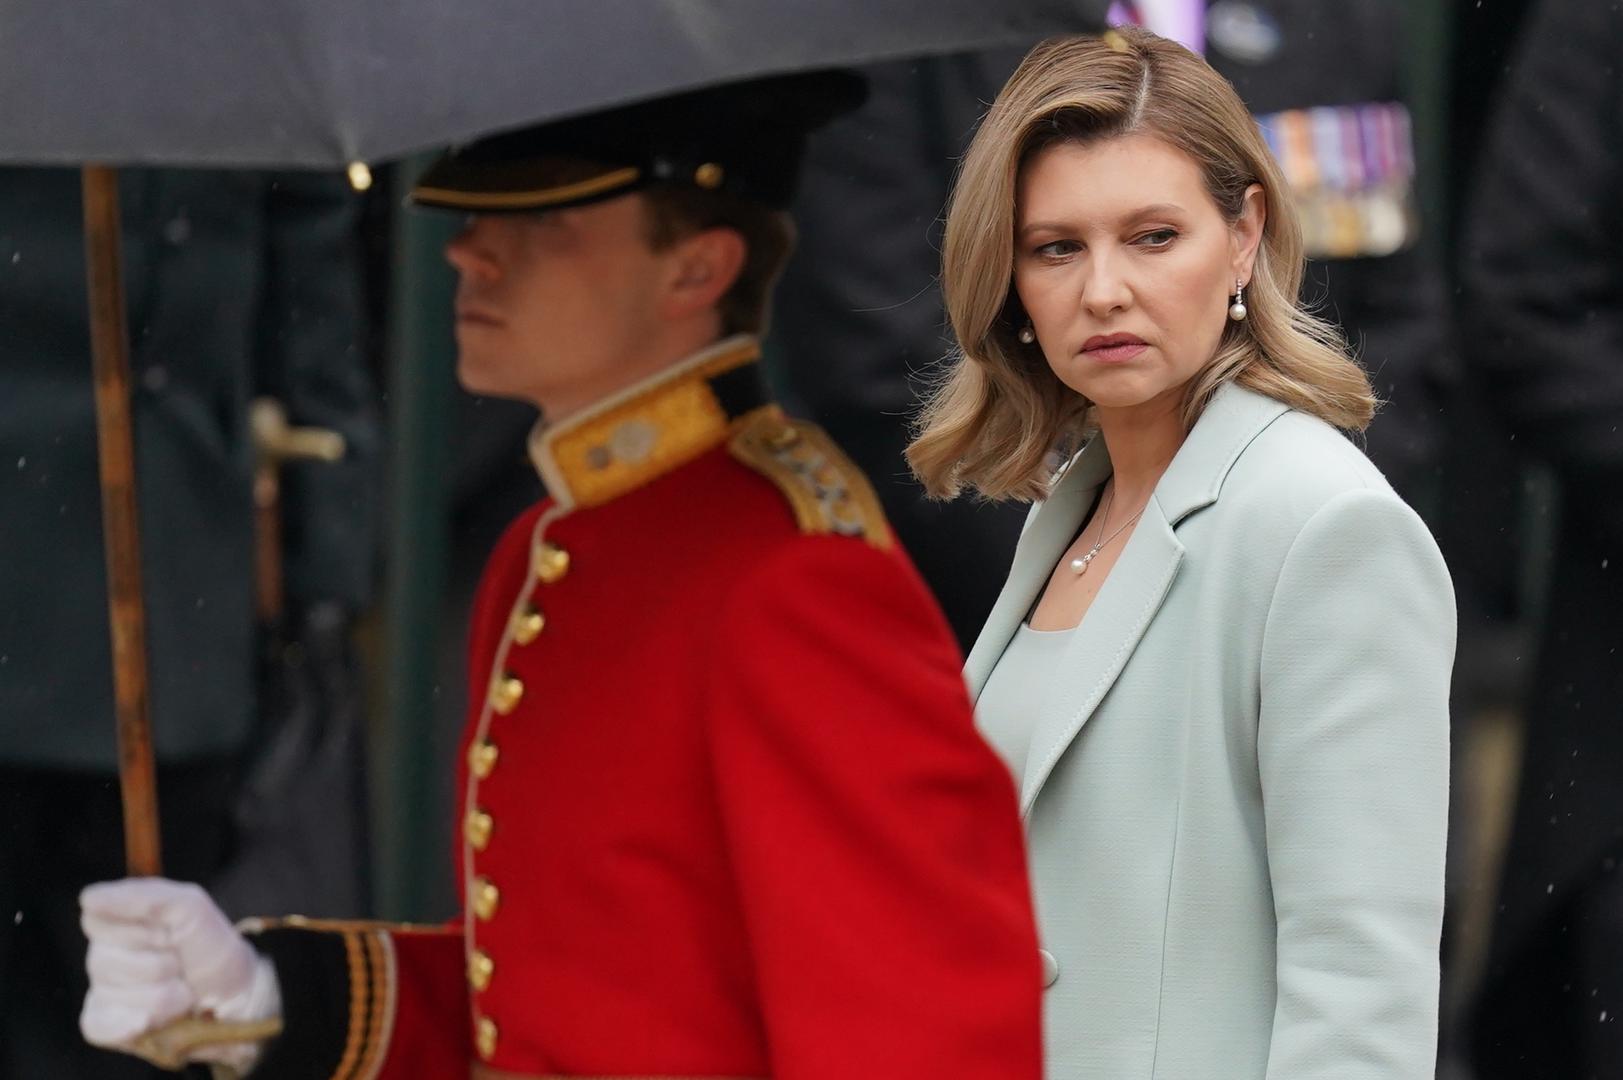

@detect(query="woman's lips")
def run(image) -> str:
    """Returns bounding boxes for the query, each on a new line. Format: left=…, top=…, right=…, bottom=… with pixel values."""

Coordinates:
left=1082, top=341, right=1147, bottom=363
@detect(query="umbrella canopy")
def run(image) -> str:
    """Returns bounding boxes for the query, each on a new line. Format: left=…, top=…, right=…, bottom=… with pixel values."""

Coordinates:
left=3, top=0, right=1106, bottom=168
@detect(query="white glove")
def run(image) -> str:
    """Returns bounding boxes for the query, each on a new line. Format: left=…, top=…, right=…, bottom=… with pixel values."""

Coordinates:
left=80, top=878, right=283, bottom=1074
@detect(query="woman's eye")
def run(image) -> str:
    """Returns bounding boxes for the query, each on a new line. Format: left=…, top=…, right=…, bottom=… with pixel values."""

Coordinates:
left=1136, top=228, right=1178, bottom=248
left=1035, top=239, right=1079, bottom=258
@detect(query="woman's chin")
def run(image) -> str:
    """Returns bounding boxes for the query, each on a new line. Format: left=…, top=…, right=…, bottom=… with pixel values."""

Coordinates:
left=1070, top=378, right=1162, bottom=411
left=1064, top=366, right=1196, bottom=413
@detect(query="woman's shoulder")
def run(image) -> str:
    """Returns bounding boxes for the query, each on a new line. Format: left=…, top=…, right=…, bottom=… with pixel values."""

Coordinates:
left=1224, top=406, right=1399, bottom=519
left=1198, top=403, right=1448, bottom=605
left=1195, top=401, right=1442, bottom=580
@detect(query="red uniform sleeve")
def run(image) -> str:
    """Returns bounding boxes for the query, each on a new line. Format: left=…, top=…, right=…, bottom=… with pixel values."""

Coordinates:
left=248, top=921, right=470, bottom=1079
left=703, top=538, right=1042, bottom=1080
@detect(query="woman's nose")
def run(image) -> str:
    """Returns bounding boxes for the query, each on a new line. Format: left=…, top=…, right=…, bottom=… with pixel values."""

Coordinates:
left=1080, top=254, right=1131, bottom=317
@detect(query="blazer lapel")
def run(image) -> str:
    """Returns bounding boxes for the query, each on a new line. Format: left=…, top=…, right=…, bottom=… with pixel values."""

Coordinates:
left=1018, top=498, right=1184, bottom=815
left=963, top=443, right=1112, bottom=700
left=1013, top=382, right=1291, bottom=815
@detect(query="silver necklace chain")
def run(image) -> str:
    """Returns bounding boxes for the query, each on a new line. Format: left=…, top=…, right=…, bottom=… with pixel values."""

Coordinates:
left=1069, top=485, right=1146, bottom=575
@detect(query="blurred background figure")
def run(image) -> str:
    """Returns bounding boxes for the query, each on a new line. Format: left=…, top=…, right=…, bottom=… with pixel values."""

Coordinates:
left=1458, top=1, right=1623, bottom=1076
left=0, top=167, right=379, bottom=1078
left=772, top=0, right=1449, bottom=649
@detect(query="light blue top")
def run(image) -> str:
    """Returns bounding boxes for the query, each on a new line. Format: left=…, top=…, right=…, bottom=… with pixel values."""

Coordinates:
left=976, top=623, right=1073, bottom=787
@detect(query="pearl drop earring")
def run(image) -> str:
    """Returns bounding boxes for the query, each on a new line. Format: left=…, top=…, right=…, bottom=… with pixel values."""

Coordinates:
left=1018, top=322, right=1036, bottom=344
left=1228, top=279, right=1248, bottom=322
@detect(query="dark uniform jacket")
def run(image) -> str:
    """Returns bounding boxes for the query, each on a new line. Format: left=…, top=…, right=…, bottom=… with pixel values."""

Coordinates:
left=0, top=168, right=378, bottom=769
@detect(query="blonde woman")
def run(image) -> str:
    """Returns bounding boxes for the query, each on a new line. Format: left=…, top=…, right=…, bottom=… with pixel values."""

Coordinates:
left=910, top=29, right=1454, bottom=1079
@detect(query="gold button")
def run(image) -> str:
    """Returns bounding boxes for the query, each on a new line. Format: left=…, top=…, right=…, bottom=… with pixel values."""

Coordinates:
left=490, top=674, right=524, bottom=716
left=466, top=739, right=498, bottom=780
left=464, top=809, right=493, bottom=851
left=473, top=877, right=500, bottom=922
left=694, top=162, right=725, bottom=189
left=535, top=542, right=570, bottom=584
left=475, top=1015, right=498, bottom=1060
left=510, top=606, right=545, bottom=646
left=468, top=948, right=495, bottom=992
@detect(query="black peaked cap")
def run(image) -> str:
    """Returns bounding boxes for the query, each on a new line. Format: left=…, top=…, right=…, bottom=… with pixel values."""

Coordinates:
left=411, top=69, right=867, bottom=213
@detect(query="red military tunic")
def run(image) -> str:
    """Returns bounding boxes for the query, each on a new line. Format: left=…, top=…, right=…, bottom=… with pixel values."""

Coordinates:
left=247, top=337, right=1041, bottom=1079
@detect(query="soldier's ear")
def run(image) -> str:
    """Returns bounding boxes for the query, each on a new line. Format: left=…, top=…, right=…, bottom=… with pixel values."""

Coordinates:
left=662, top=226, right=747, bottom=321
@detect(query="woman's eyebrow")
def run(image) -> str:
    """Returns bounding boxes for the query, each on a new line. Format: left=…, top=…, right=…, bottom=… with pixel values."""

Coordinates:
left=1017, top=203, right=1188, bottom=239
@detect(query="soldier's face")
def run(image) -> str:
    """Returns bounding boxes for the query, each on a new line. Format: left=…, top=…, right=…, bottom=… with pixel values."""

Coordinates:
left=1012, top=134, right=1264, bottom=422
left=445, top=196, right=672, bottom=417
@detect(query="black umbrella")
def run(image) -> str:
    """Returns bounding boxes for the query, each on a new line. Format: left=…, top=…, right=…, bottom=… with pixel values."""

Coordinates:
left=1, top=0, right=1107, bottom=881
left=7, top=0, right=1106, bottom=168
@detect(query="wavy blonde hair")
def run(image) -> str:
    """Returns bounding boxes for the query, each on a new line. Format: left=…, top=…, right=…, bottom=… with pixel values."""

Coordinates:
left=908, top=29, right=1375, bottom=501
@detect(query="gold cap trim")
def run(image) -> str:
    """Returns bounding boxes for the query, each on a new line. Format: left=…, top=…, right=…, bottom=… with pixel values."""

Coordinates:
left=412, top=166, right=641, bottom=211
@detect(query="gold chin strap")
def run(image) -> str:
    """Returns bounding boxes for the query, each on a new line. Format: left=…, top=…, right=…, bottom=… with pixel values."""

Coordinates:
left=127, top=1015, right=284, bottom=1074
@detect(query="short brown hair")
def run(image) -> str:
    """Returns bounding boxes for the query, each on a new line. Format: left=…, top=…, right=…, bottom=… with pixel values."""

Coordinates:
left=641, top=185, right=796, bottom=336
left=908, top=29, right=1375, bottom=501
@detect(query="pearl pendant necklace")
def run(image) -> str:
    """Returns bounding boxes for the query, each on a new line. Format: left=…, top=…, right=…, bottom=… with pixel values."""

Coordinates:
left=1070, top=546, right=1102, bottom=575
left=1068, top=485, right=1146, bottom=575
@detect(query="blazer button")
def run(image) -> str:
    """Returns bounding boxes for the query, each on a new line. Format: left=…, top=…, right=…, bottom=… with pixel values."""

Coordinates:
left=1039, top=948, right=1060, bottom=989
left=534, top=541, right=570, bottom=584
left=475, top=1015, right=498, bottom=1060
left=489, top=674, right=524, bottom=716
left=468, top=948, right=495, bottom=992
left=472, top=877, right=500, bottom=921
left=467, top=739, right=499, bottom=780
left=464, top=809, right=494, bottom=852
left=510, top=605, right=545, bottom=646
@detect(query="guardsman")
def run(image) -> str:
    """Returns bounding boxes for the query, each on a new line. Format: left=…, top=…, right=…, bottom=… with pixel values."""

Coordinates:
left=77, top=72, right=1043, bottom=1080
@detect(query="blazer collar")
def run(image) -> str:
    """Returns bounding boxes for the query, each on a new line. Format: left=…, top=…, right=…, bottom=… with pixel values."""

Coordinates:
left=1152, top=380, right=1291, bottom=526
left=527, top=335, right=769, bottom=511
left=963, top=379, right=1292, bottom=815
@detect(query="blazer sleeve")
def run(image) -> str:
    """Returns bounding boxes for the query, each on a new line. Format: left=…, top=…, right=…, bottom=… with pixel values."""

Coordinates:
left=246, top=919, right=470, bottom=1079
left=703, top=538, right=1043, bottom=1080
left=1256, top=488, right=1455, bottom=1079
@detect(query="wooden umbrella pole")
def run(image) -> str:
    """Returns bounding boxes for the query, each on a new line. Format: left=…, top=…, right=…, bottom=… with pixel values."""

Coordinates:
left=82, top=165, right=162, bottom=877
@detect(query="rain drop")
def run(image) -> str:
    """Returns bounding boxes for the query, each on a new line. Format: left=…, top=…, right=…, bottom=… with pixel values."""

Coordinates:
left=1603, top=559, right=1610, bottom=569
left=1603, top=1011, right=1610, bottom=1023
left=11, top=911, right=20, bottom=925
left=15, top=456, right=25, bottom=470
left=1548, top=883, right=1556, bottom=894
left=9, top=252, right=18, bottom=265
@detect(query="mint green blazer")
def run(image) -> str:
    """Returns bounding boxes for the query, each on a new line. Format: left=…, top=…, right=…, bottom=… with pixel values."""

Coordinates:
left=967, top=382, right=1454, bottom=1079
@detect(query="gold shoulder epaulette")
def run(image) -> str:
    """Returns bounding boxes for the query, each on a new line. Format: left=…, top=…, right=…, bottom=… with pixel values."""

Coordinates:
left=729, top=410, right=892, bottom=549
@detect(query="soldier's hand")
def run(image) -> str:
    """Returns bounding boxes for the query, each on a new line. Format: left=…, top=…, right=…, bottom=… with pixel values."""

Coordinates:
left=80, top=878, right=282, bottom=1073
